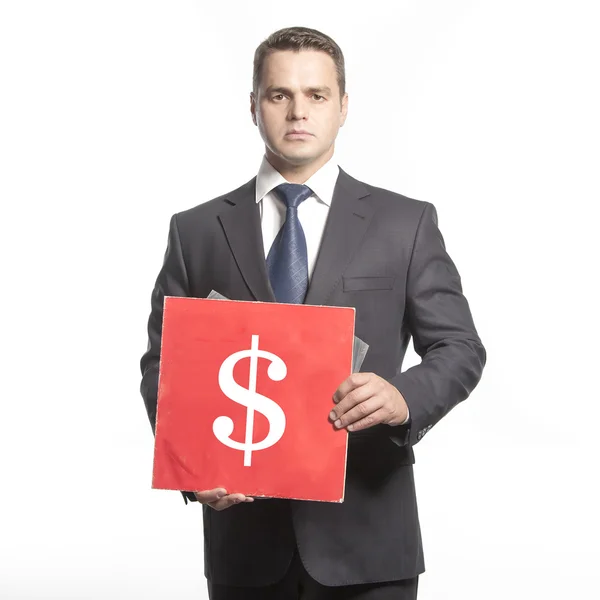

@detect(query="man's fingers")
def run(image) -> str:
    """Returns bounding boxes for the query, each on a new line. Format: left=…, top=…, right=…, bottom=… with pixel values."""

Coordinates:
left=345, top=407, right=390, bottom=432
left=332, top=395, right=385, bottom=430
left=193, top=488, right=228, bottom=503
left=207, top=493, right=254, bottom=511
left=333, top=372, right=374, bottom=404
left=193, top=488, right=254, bottom=510
left=331, top=379, right=380, bottom=422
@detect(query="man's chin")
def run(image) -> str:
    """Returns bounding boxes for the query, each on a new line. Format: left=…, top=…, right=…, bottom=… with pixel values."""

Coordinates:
left=266, top=141, right=330, bottom=169
left=278, top=149, right=320, bottom=166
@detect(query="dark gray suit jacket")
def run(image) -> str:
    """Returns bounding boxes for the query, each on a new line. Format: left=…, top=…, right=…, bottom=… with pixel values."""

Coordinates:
left=140, top=168, right=486, bottom=587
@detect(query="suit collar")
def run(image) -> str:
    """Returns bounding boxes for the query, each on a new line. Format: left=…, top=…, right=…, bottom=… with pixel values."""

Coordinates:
left=218, top=168, right=373, bottom=305
left=304, top=168, right=373, bottom=305
left=218, top=177, right=276, bottom=302
left=255, top=155, right=340, bottom=207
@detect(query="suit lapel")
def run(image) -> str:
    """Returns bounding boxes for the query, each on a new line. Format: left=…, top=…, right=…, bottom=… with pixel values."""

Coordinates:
left=304, top=168, right=373, bottom=306
left=218, top=178, right=276, bottom=302
left=218, top=169, right=373, bottom=306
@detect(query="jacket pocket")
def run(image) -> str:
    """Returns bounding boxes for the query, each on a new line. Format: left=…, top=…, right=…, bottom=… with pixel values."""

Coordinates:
left=343, top=276, right=395, bottom=292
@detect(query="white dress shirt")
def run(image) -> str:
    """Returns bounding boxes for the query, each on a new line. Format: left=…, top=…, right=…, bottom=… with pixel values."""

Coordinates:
left=255, top=154, right=339, bottom=279
left=254, top=155, right=410, bottom=426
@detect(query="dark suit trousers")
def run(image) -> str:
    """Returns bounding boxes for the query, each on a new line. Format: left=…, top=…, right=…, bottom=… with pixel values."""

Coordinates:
left=207, top=549, right=419, bottom=600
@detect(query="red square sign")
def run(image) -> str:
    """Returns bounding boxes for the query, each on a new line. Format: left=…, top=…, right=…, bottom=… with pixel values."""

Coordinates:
left=152, top=297, right=355, bottom=502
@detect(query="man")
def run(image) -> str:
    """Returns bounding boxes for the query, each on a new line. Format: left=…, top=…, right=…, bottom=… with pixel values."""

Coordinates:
left=140, top=26, right=486, bottom=600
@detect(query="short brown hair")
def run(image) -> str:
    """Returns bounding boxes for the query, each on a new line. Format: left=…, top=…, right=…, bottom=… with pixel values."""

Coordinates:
left=252, top=27, right=346, bottom=99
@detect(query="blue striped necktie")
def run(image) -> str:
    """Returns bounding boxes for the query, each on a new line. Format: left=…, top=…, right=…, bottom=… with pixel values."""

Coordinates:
left=266, top=183, right=313, bottom=303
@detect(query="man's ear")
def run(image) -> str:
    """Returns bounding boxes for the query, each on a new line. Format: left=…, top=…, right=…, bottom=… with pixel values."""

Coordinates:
left=340, top=92, right=349, bottom=127
left=250, top=92, right=258, bottom=126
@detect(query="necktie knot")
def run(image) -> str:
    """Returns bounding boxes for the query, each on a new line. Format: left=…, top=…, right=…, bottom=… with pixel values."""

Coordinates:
left=274, top=183, right=313, bottom=210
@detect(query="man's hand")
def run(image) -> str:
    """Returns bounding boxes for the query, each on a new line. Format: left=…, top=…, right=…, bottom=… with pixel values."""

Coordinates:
left=330, top=372, right=409, bottom=432
left=193, top=488, right=254, bottom=511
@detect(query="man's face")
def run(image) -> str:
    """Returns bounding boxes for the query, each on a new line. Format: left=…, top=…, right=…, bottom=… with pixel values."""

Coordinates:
left=251, top=50, right=348, bottom=170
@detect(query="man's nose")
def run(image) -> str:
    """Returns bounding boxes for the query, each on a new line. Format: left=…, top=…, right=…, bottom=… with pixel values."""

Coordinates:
left=288, top=97, right=308, bottom=120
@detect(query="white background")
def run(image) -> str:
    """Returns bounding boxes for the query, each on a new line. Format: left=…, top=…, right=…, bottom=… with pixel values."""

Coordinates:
left=1, top=1, right=599, bottom=598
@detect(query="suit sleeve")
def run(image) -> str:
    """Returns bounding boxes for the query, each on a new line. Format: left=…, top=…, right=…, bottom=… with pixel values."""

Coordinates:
left=389, top=202, right=486, bottom=446
left=140, top=214, right=198, bottom=504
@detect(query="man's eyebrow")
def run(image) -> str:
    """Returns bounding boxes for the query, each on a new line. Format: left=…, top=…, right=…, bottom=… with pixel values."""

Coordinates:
left=265, top=86, right=292, bottom=95
left=265, top=86, right=333, bottom=95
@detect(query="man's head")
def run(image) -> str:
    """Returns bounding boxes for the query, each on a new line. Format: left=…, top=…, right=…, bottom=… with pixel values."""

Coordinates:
left=250, top=27, right=348, bottom=178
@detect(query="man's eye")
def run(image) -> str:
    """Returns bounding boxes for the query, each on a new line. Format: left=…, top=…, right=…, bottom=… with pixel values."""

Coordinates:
left=272, top=94, right=285, bottom=101
left=313, top=94, right=324, bottom=101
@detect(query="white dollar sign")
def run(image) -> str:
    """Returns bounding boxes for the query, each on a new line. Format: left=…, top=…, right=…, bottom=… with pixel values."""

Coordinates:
left=214, top=335, right=287, bottom=466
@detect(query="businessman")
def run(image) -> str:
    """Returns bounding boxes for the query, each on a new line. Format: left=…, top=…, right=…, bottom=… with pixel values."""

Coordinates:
left=140, top=26, right=486, bottom=599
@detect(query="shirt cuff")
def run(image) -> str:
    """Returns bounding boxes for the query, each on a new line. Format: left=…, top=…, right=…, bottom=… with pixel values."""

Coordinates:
left=401, top=407, right=410, bottom=425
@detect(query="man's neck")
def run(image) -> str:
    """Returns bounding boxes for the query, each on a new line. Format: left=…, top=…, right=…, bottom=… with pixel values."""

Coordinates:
left=265, top=148, right=334, bottom=183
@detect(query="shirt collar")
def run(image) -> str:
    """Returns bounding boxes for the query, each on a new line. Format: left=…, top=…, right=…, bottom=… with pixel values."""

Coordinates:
left=255, top=154, right=340, bottom=206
